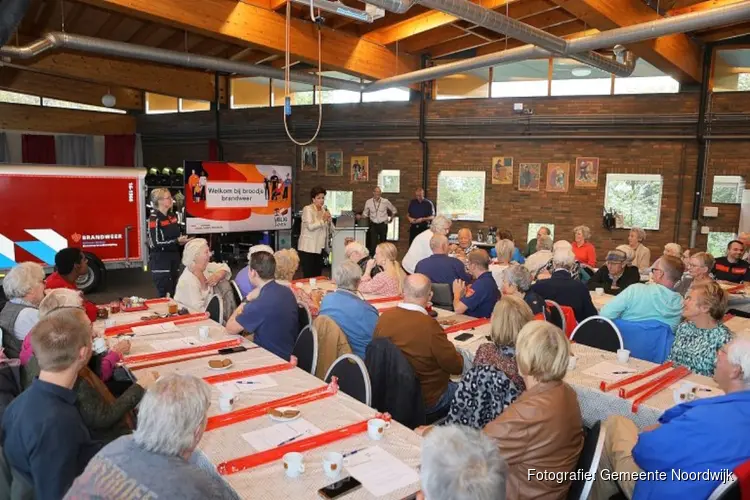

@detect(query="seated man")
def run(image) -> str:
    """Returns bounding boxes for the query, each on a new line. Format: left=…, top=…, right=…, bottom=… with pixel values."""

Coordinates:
left=226, top=251, right=299, bottom=360
left=234, top=244, right=273, bottom=298
left=65, top=374, right=239, bottom=500
left=449, top=228, right=477, bottom=261
left=374, top=274, right=463, bottom=416
left=600, top=255, right=684, bottom=330
left=345, top=241, right=380, bottom=279
left=45, top=247, right=98, bottom=322
left=403, top=216, right=452, bottom=274
left=587, top=249, right=640, bottom=296
left=319, top=261, right=379, bottom=358
left=415, top=234, right=471, bottom=285
left=594, top=338, right=750, bottom=500
left=531, top=249, right=597, bottom=322
left=524, top=234, right=553, bottom=276
left=2, top=310, right=101, bottom=499
left=712, top=239, right=750, bottom=284
left=418, top=425, right=507, bottom=500
left=0, top=262, right=46, bottom=358
left=453, top=250, right=500, bottom=319
left=524, top=226, right=550, bottom=258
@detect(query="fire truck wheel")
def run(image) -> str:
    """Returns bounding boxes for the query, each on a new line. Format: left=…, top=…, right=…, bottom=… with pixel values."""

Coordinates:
left=77, top=253, right=106, bottom=294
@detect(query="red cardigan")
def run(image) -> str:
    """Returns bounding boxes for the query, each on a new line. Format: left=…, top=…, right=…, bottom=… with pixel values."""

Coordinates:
left=572, top=242, right=597, bottom=267
left=45, top=272, right=98, bottom=322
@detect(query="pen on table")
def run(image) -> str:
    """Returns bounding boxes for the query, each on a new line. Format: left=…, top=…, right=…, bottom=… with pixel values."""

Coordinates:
left=612, top=371, right=637, bottom=375
left=277, top=434, right=302, bottom=447
left=343, top=448, right=365, bottom=458
left=236, top=380, right=257, bottom=385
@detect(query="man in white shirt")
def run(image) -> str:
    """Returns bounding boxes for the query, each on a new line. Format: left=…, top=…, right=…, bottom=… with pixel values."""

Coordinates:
left=360, top=186, right=397, bottom=255
left=524, top=235, right=553, bottom=275
left=402, top=216, right=452, bottom=274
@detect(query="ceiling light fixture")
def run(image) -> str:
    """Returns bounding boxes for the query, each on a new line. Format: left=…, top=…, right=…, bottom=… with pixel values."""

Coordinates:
left=101, top=93, right=116, bottom=107
left=571, top=67, right=592, bottom=77
left=289, top=0, right=374, bottom=22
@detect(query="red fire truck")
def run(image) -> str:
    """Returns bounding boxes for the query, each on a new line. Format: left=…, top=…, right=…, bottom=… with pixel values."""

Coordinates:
left=0, top=165, right=148, bottom=292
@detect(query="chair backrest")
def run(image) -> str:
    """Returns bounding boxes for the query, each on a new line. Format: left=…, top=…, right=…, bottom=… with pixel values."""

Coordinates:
left=567, top=421, right=606, bottom=500
left=431, top=283, right=453, bottom=311
left=312, top=315, right=352, bottom=380
left=325, top=354, right=372, bottom=406
left=545, top=300, right=566, bottom=332
left=614, top=319, right=675, bottom=363
left=205, top=294, right=223, bottom=324
left=707, top=474, right=740, bottom=500
left=292, top=325, right=318, bottom=375
left=298, top=302, right=312, bottom=338
left=570, top=316, right=624, bottom=353
left=230, top=280, right=243, bottom=305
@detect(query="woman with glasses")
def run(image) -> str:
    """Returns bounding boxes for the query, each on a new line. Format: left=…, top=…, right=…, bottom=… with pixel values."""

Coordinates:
left=674, top=252, right=714, bottom=296
left=0, top=262, right=46, bottom=358
left=147, top=188, right=190, bottom=298
left=174, top=238, right=230, bottom=313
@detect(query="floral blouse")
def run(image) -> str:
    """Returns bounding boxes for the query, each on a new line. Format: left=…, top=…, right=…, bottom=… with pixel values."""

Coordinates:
left=359, top=271, right=401, bottom=297
left=472, top=343, right=526, bottom=391
left=668, top=321, right=732, bottom=377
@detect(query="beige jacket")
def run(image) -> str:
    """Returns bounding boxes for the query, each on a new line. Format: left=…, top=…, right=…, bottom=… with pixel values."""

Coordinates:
left=297, top=204, right=329, bottom=254
left=313, top=315, right=352, bottom=380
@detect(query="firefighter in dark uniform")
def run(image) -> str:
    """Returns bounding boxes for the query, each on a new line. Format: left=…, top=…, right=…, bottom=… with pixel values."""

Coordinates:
left=147, top=188, right=189, bottom=297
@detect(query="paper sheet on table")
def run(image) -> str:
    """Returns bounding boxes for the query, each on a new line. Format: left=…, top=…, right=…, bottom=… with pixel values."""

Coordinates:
left=344, top=446, right=420, bottom=497
left=215, top=375, right=278, bottom=395
left=132, top=322, right=180, bottom=336
left=241, top=419, right=322, bottom=452
left=581, top=361, right=639, bottom=382
left=148, top=336, right=200, bottom=351
left=668, top=380, right=723, bottom=400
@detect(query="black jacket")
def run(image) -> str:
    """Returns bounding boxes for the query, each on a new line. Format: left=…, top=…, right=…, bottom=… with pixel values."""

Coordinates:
left=587, top=265, right=640, bottom=295
left=531, top=270, right=598, bottom=322
left=365, top=338, right=426, bottom=430
left=147, top=210, right=181, bottom=253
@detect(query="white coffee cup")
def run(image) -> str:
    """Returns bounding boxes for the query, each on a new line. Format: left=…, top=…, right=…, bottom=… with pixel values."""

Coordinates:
left=199, top=326, right=210, bottom=340
left=92, top=337, right=108, bottom=355
left=322, top=452, right=343, bottom=479
left=104, top=319, right=115, bottom=329
left=309, top=278, right=318, bottom=290
left=219, top=393, right=235, bottom=413
left=283, top=452, right=305, bottom=478
left=367, top=418, right=390, bottom=440
left=616, top=349, right=631, bottom=364
left=568, top=355, right=577, bottom=371
left=595, top=287, right=604, bottom=296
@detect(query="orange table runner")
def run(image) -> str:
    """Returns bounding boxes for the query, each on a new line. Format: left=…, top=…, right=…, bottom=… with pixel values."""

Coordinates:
left=443, top=317, right=490, bottom=334
left=366, top=295, right=402, bottom=305
left=124, top=338, right=241, bottom=366
left=203, top=359, right=298, bottom=385
left=104, top=312, right=209, bottom=337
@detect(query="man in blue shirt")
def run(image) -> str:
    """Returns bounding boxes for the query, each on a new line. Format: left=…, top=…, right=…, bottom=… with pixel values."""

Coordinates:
left=407, top=188, right=435, bottom=244
left=416, top=234, right=472, bottom=286
left=2, top=309, right=101, bottom=500
left=593, top=338, right=750, bottom=500
left=226, top=251, right=299, bottom=360
left=319, top=261, right=379, bottom=358
left=452, top=250, right=500, bottom=318
left=233, top=244, right=274, bottom=298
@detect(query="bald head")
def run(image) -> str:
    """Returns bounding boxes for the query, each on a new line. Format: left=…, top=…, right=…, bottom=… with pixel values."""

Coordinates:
left=403, top=274, right=432, bottom=308
left=430, top=234, right=449, bottom=254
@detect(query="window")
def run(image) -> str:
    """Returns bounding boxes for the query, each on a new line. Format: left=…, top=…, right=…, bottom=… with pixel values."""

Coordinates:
left=491, top=60, right=548, bottom=98
left=232, top=77, right=271, bottom=108
left=387, top=217, right=400, bottom=241
left=437, top=171, right=486, bottom=222
left=326, top=190, right=353, bottom=217
left=712, top=175, right=745, bottom=204
left=707, top=232, right=736, bottom=258
left=319, top=71, right=361, bottom=104
left=145, top=93, right=179, bottom=114
left=604, top=174, right=663, bottom=230
left=614, top=59, right=679, bottom=95
left=551, top=59, right=612, bottom=97
left=179, top=99, right=210, bottom=112
left=272, top=80, right=314, bottom=106
left=378, top=169, right=400, bottom=193
left=0, top=90, right=41, bottom=106
left=362, top=87, right=410, bottom=103
left=436, top=66, right=489, bottom=100
left=713, top=49, right=750, bottom=92
left=42, top=97, right=127, bottom=114
left=526, top=223, right=556, bottom=245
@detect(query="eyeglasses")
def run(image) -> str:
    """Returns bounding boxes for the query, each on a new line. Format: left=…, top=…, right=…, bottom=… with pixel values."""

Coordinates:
left=650, top=267, right=664, bottom=276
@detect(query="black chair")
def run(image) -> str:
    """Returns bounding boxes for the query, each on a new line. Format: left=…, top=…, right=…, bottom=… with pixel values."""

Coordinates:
left=708, top=474, right=740, bottom=500
left=325, top=354, right=372, bottom=406
left=431, top=283, right=454, bottom=311
left=230, top=280, right=243, bottom=305
left=0, top=445, right=34, bottom=500
left=205, top=294, right=223, bottom=325
left=567, top=421, right=606, bottom=500
left=292, top=325, right=318, bottom=375
left=545, top=300, right=566, bottom=332
left=298, top=303, right=312, bottom=339
left=570, top=316, right=624, bottom=353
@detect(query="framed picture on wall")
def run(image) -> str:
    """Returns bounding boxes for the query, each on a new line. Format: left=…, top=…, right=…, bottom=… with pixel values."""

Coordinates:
left=301, top=146, right=318, bottom=171
left=351, top=156, right=369, bottom=182
left=575, top=157, right=599, bottom=188
left=518, top=163, right=541, bottom=191
left=325, top=150, right=343, bottom=176
left=491, top=157, right=513, bottom=185
left=546, top=162, right=569, bottom=193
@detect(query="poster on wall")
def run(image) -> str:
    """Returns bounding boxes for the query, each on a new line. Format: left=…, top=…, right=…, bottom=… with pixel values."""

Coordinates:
left=183, top=161, right=292, bottom=234
left=518, top=163, right=541, bottom=191
left=301, top=146, right=318, bottom=171
left=546, top=162, right=569, bottom=192
left=491, top=157, right=513, bottom=185
left=325, top=151, right=343, bottom=176
left=575, top=157, right=599, bottom=188
left=351, top=156, right=369, bottom=182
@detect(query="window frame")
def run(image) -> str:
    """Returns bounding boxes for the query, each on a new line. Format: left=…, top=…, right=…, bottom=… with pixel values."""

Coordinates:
left=527, top=223, right=556, bottom=244
left=326, top=190, right=354, bottom=217
left=436, top=170, right=486, bottom=223
left=711, top=175, right=745, bottom=204
left=603, top=173, right=664, bottom=230
left=377, top=169, right=401, bottom=194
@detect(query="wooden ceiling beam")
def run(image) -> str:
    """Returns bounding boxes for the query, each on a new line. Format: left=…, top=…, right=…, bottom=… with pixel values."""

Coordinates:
left=549, top=0, right=702, bottom=82
left=94, top=12, right=125, bottom=38
left=400, top=25, right=467, bottom=53
left=76, top=0, right=418, bottom=80
left=0, top=102, right=136, bottom=135
left=698, top=21, right=750, bottom=42
left=667, top=0, right=746, bottom=16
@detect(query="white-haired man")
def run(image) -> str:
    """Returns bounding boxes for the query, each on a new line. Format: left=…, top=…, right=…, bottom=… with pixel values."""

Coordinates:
left=0, top=262, right=46, bottom=358
left=594, top=338, right=750, bottom=500
left=403, top=216, right=452, bottom=274
left=234, top=244, right=273, bottom=298
left=65, top=373, right=239, bottom=499
left=418, top=425, right=507, bottom=500
left=345, top=240, right=379, bottom=279
left=523, top=235, right=553, bottom=276
left=531, top=249, right=597, bottom=322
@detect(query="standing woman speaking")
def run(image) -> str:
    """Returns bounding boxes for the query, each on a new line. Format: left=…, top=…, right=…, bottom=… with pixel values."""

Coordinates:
left=298, top=186, right=332, bottom=278
left=147, top=188, right=189, bottom=297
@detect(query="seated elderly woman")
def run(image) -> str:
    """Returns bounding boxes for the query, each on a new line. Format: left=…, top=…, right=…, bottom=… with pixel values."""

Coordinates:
left=233, top=244, right=273, bottom=298
left=174, top=238, right=231, bottom=312
left=497, top=230, right=525, bottom=264
left=627, top=227, right=651, bottom=273
left=273, top=248, right=320, bottom=318
left=473, top=295, right=534, bottom=391
left=587, top=249, right=641, bottom=295
left=669, top=281, right=731, bottom=377
left=501, top=264, right=545, bottom=316
left=0, top=262, right=46, bottom=358
left=66, top=374, right=239, bottom=499
left=572, top=225, right=597, bottom=269
left=536, top=240, right=582, bottom=281
left=489, top=239, right=515, bottom=290
left=524, top=234, right=553, bottom=276
left=449, top=228, right=477, bottom=261
left=483, top=321, right=583, bottom=499
left=359, top=242, right=406, bottom=296
left=674, top=251, right=714, bottom=296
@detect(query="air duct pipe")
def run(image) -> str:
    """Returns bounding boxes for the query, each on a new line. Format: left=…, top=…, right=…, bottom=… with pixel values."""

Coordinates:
left=0, top=32, right=364, bottom=92
left=366, top=1, right=750, bottom=91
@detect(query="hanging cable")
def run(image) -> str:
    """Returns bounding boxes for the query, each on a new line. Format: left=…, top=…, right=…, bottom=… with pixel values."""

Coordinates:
left=283, top=1, right=323, bottom=146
